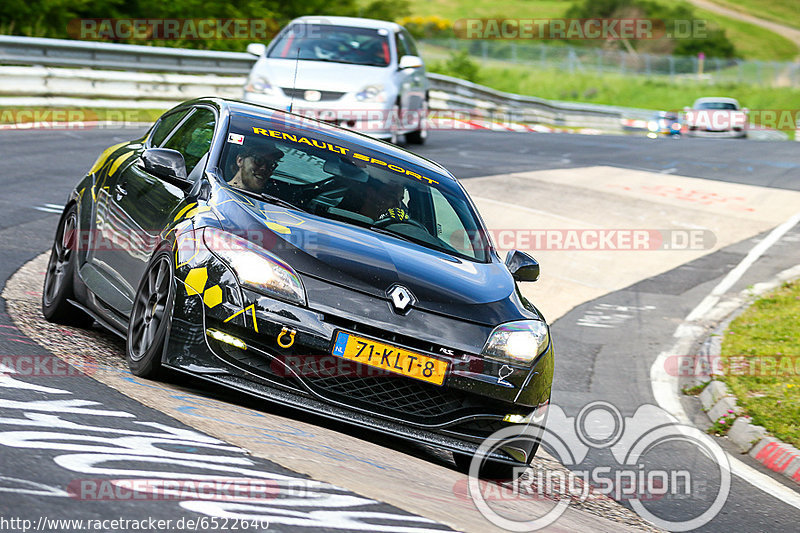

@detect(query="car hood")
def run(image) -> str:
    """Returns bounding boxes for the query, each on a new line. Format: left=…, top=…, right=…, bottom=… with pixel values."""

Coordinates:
left=254, top=58, right=390, bottom=93
left=215, top=191, right=531, bottom=325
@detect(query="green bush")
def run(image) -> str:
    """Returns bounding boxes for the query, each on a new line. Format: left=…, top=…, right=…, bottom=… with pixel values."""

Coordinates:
left=429, top=50, right=481, bottom=82
left=566, top=0, right=738, bottom=58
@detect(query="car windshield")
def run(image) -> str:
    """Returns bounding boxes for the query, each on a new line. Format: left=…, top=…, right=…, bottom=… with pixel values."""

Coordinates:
left=267, top=23, right=391, bottom=67
left=696, top=102, right=738, bottom=110
left=219, top=116, right=490, bottom=262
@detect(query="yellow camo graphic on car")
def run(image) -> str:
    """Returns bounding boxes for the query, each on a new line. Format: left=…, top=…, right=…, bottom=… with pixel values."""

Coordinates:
left=87, top=142, right=127, bottom=175
left=251, top=127, right=439, bottom=185
left=184, top=267, right=208, bottom=296
left=109, top=151, right=136, bottom=176
left=203, top=285, right=223, bottom=308
left=175, top=236, right=201, bottom=268
left=223, top=304, right=259, bottom=333
left=173, top=203, right=212, bottom=223
left=174, top=203, right=198, bottom=222
left=183, top=266, right=223, bottom=309
left=260, top=209, right=307, bottom=235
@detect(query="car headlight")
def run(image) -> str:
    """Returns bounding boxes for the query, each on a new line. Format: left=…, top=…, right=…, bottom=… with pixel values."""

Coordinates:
left=245, top=76, right=275, bottom=95
left=647, top=120, right=659, bottom=132
left=356, top=84, right=387, bottom=103
left=481, top=320, right=549, bottom=365
left=202, top=228, right=306, bottom=306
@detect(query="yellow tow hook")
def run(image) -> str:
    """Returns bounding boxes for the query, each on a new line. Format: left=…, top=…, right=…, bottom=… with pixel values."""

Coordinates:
left=277, top=326, right=296, bottom=349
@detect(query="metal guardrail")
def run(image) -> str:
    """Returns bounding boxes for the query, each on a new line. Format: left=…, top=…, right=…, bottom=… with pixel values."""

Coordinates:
left=0, top=35, right=254, bottom=75
left=427, top=73, right=655, bottom=129
left=0, top=34, right=655, bottom=131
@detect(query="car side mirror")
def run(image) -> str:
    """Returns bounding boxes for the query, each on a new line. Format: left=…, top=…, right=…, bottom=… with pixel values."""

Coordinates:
left=141, top=148, right=190, bottom=188
left=505, top=250, right=540, bottom=282
left=247, top=43, right=267, bottom=57
left=398, top=55, right=423, bottom=70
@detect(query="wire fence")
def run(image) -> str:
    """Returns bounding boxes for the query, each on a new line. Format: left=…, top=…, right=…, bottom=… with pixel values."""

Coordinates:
left=419, top=39, right=800, bottom=88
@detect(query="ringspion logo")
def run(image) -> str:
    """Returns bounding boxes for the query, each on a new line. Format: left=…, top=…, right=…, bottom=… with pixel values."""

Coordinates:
left=468, top=401, right=730, bottom=531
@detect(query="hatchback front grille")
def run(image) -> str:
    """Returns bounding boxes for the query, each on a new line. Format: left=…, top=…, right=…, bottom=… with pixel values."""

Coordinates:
left=304, top=373, right=466, bottom=419
left=281, top=88, right=345, bottom=101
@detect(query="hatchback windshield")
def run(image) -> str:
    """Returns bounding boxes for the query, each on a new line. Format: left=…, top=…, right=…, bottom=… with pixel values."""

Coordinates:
left=268, top=24, right=391, bottom=67
left=696, top=102, right=738, bottom=110
left=219, top=117, right=489, bottom=262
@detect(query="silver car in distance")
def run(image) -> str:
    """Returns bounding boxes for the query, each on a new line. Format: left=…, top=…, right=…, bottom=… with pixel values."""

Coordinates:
left=243, top=16, right=429, bottom=145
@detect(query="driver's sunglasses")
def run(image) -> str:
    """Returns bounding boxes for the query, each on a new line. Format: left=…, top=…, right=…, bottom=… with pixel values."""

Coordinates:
left=250, top=156, right=280, bottom=170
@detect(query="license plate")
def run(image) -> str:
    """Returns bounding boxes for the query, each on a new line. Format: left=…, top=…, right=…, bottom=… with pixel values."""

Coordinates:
left=331, top=331, right=449, bottom=386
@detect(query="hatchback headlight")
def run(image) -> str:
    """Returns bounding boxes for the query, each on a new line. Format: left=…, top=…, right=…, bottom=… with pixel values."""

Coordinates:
left=245, top=76, right=275, bottom=95
left=203, top=228, right=305, bottom=306
left=356, top=84, right=387, bottom=102
left=481, top=320, right=549, bottom=365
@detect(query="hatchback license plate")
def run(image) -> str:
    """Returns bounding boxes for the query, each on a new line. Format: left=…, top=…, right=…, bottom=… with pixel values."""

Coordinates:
left=331, top=331, right=448, bottom=386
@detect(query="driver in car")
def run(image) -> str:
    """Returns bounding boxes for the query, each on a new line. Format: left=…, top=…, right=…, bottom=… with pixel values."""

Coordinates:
left=339, top=178, right=406, bottom=221
left=228, top=141, right=284, bottom=193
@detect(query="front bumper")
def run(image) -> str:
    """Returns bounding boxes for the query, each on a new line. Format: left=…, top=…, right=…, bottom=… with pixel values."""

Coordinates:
left=165, top=235, right=554, bottom=463
left=686, top=126, right=747, bottom=138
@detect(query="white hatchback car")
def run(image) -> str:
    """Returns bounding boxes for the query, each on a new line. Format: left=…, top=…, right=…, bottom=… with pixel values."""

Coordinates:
left=243, top=16, right=429, bottom=144
left=684, top=97, right=748, bottom=138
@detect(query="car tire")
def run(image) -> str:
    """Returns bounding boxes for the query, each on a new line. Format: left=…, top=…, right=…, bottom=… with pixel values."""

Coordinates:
left=126, top=250, right=175, bottom=378
left=405, top=101, right=428, bottom=145
left=42, top=204, right=92, bottom=327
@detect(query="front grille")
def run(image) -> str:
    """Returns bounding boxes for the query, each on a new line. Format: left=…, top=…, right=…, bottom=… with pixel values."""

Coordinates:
left=281, top=88, right=345, bottom=101
left=205, top=318, right=502, bottom=425
left=304, top=373, right=466, bottom=419
left=212, top=335, right=472, bottom=422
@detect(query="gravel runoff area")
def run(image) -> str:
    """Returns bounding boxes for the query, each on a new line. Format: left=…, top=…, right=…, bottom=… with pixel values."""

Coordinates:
left=4, top=252, right=663, bottom=533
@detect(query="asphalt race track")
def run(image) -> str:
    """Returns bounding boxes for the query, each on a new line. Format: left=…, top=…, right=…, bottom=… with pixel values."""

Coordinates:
left=1, top=126, right=800, bottom=532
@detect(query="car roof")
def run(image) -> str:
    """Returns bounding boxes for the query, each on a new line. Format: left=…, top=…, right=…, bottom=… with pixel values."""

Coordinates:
left=693, top=97, right=740, bottom=106
left=190, top=97, right=456, bottom=184
left=289, top=16, right=402, bottom=32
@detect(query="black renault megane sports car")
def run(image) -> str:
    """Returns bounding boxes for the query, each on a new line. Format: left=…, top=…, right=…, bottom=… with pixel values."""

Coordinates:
left=42, top=97, right=553, bottom=476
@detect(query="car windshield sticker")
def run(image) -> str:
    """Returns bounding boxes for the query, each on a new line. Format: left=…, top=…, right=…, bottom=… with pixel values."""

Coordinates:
left=250, top=127, right=439, bottom=185
left=227, top=133, right=244, bottom=144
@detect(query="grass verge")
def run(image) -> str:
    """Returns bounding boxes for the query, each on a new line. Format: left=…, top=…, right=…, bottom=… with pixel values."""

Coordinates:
left=477, top=63, right=800, bottom=111
left=692, top=6, right=798, bottom=61
left=704, top=0, right=800, bottom=32
left=720, top=280, right=800, bottom=448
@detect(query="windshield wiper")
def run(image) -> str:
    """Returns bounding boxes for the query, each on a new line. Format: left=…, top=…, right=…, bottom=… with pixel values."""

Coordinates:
left=367, top=226, right=414, bottom=243
left=259, top=193, right=306, bottom=212
left=230, top=186, right=307, bottom=212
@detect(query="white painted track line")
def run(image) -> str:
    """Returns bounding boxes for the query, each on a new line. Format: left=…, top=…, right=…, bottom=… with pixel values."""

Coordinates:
left=651, top=211, right=800, bottom=510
